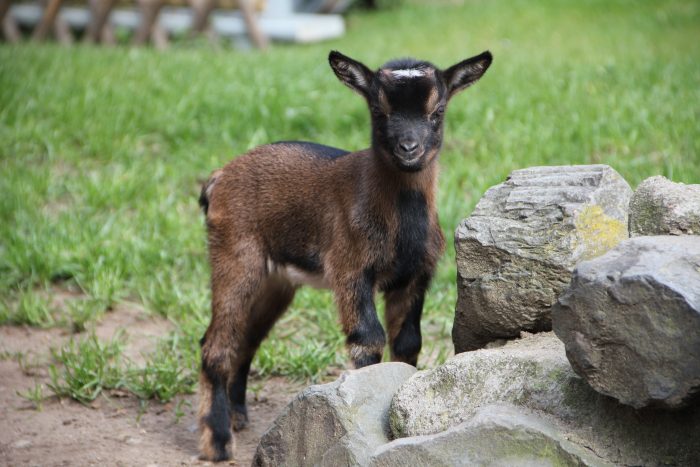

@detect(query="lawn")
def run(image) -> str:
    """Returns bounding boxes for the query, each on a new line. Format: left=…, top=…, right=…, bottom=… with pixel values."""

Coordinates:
left=1, top=0, right=699, bottom=405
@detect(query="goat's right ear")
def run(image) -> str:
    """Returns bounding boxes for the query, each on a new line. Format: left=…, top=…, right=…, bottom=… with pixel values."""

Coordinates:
left=329, top=51, right=374, bottom=98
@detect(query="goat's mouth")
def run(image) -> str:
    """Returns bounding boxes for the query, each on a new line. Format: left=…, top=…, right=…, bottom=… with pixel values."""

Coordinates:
left=393, top=151, right=425, bottom=171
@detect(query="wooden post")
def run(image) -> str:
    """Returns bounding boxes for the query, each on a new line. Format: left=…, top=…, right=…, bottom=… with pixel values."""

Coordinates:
left=190, top=0, right=216, bottom=34
left=319, top=0, right=342, bottom=14
left=1, top=0, right=21, bottom=43
left=54, top=16, right=73, bottom=44
left=151, top=23, right=169, bottom=49
left=101, top=21, right=116, bottom=44
left=238, top=0, right=267, bottom=49
left=133, top=0, right=164, bottom=45
left=0, top=0, right=11, bottom=24
left=85, top=0, right=117, bottom=43
left=32, top=0, right=64, bottom=41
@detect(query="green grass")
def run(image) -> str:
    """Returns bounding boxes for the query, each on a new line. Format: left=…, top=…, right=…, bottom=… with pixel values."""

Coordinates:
left=17, top=382, right=47, bottom=411
left=1, top=0, right=699, bottom=403
left=48, top=333, right=127, bottom=404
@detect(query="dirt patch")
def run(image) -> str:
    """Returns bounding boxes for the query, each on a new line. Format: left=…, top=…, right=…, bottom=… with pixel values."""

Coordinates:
left=0, top=305, right=304, bottom=466
left=92, top=301, right=174, bottom=365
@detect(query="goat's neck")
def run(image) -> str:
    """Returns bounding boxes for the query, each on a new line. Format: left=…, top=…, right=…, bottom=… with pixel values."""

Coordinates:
left=363, top=149, right=439, bottom=209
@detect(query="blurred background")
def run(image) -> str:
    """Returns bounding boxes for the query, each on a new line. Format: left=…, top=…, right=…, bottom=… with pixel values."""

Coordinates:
left=1, top=0, right=699, bottom=404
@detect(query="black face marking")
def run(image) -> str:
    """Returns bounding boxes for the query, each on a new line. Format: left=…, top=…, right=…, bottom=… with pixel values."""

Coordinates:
left=370, top=67, right=446, bottom=172
left=202, top=360, right=232, bottom=461
left=346, top=268, right=386, bottom=356
left=383, top=190, right=429, bottom=292
left=328, top=51, right=491, bottom=172
left=271, top=141, right=350, bottom=160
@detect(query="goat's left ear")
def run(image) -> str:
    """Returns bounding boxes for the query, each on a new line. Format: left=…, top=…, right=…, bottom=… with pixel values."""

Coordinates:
left=443, top=51, right=493, bottom=98
left=329, top=50, right=374, bottom=98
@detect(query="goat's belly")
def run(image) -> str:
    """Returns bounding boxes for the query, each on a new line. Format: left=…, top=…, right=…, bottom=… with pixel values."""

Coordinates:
left=267, top=259, right=330, bottom=290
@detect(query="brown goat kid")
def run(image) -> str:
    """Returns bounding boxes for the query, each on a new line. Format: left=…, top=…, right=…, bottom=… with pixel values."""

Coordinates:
left=197, top=50, right=492, bottom=461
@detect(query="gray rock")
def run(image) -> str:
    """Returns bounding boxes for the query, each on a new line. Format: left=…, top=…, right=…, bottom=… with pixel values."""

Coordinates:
left=253, top=362, right=416, bottom=467
left=454, top=165, right=631, bottom=352
left=372, top=404, right=610, bottom=467
left=389, top=332, right=700, bottom=466
left=553, top=235, right=700, bottom=409
left=629, top=175, right=700, bottom=236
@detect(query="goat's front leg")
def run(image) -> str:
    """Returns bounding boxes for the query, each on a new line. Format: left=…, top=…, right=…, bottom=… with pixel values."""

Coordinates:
left=384, top=275, right=430, bottom=367
left=334, top=269, right=386, bottom=368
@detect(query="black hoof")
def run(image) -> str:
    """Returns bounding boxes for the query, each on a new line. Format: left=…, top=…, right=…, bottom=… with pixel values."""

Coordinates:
left=231, top=404, right=249, bottom=431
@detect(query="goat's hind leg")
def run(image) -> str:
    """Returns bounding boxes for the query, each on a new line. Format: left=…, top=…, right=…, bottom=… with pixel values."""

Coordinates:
left=228, top=274, right=296, bottom=431
left=198, top=242, right=265, bottom=462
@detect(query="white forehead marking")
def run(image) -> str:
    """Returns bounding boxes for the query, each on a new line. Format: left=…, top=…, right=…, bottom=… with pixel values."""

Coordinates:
left=391, top=69, right=426, bottom=78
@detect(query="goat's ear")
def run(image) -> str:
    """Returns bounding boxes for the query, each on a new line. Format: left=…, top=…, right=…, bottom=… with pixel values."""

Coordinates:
left=329, top=51, right=374, bottom=98
left=443, top=51, right=492, bottom=98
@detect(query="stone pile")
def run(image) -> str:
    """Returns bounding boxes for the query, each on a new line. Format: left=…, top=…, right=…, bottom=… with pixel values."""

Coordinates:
left=453, top=165, right=631, bottom=352
left=254, top=335, right=700, bottom=466
left=252, top=169, right=700, bottom=467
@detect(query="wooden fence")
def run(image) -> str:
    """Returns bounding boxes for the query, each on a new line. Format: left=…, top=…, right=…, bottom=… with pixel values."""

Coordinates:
left=0, top=0, right=348, bottom=48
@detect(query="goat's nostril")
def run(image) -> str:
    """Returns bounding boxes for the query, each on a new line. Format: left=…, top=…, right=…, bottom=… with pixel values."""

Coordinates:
left=399, top=141, right=419, bottom=153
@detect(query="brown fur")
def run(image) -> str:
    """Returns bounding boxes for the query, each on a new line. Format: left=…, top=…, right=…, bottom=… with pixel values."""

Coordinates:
left=204, top=143, right=442, bottom=333
left=197, top=50, right=492, bottom=461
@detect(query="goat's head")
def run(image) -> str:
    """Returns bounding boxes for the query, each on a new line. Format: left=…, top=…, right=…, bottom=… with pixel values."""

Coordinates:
left=329, top=50, right=492, bottom=172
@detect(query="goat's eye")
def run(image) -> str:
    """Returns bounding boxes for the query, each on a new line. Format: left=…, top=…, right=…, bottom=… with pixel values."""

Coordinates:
left=431, top=105, right=445, bottom=122
left=370, top=106, right=383, bottom=117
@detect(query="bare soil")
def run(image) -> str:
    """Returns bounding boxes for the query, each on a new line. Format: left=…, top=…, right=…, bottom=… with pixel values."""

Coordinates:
left=0, top=305, right=304, bottom=467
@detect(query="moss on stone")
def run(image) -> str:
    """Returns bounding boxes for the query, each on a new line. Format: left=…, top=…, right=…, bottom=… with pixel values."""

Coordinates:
left=574, top=204, right=627, bottom=260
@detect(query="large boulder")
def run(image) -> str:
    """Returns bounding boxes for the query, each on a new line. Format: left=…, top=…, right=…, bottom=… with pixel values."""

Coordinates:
left=629, top=175, right=700, bottom=236
left=552, top=235, right=700, bottom=409
left=389, top=333, right=700, bottom=466
left=371, top=404, right=610, bottom=467
left=454, top=165, right=631, bottom=352
left=252, top=362, right=415, bottom=467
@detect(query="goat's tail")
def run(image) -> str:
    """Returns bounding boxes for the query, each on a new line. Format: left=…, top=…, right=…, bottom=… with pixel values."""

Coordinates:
left=199, top=170, right=222, bottom=215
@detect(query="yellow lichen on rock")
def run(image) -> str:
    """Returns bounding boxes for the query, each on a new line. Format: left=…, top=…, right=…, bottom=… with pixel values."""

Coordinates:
left=574, top=204, right=628, bottom=260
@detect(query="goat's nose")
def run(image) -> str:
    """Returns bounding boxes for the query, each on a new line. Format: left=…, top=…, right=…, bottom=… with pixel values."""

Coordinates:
left=399, top=141, right=419, bottom=154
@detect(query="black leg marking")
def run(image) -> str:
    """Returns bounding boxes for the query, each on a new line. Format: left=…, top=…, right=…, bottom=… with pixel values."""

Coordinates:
left=202, top=361, right=232, bottom=461
left=353, top=352, right=382, bottom=368
left=392, top=292, right=424, bottom=366
left=346, top=269, right=386, bottom=368
left=229, top=357, right=252, bottom=431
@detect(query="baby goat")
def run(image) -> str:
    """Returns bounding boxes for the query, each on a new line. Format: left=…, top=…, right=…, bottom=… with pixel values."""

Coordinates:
left=197, top=50, right=492, bottom=461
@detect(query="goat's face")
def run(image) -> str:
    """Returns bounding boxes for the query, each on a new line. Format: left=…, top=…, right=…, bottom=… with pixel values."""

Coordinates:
left=329, top=51, right=493, bottom=172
